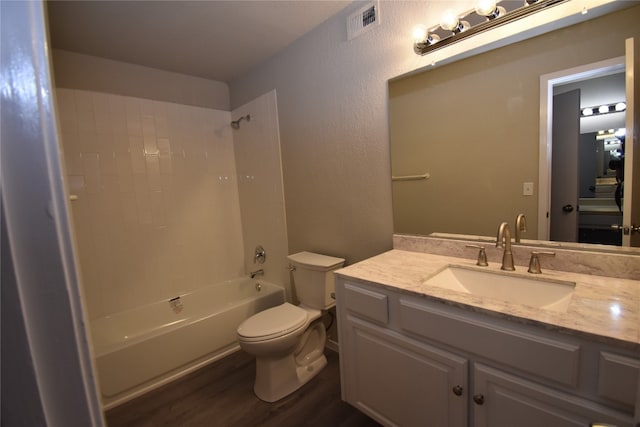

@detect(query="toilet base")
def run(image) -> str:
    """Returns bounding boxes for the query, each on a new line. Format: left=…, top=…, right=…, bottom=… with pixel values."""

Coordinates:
left=254, top=352, right=327, bottom=402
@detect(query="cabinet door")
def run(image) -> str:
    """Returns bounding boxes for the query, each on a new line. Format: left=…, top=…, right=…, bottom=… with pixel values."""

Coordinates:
left=472, top=364, right=634, bottom=427
left=342, top=316, right=467, bottom=427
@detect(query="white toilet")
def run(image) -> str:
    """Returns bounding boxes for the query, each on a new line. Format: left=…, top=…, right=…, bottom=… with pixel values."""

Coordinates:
left=236, top=251, right=345, bottom=402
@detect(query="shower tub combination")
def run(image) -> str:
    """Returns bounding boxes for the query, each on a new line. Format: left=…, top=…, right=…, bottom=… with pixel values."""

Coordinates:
left=91, top=277, right=284, bottom=409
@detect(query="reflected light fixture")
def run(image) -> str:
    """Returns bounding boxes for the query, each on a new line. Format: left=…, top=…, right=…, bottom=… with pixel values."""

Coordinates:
left=581, top=102, right=626, bottom=117
left=413, top=0, right=569, bottom=55
left=596, top=128, right=626, bottom=140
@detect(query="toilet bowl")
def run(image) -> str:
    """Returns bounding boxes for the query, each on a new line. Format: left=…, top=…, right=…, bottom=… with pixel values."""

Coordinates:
left=237, top=303, right=327, bottom=402
left=236, top=251, right=345, bottom=402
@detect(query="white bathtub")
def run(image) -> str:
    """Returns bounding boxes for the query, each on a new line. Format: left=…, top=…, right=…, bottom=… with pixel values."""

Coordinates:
left=91, top=278, right=284, bottom=409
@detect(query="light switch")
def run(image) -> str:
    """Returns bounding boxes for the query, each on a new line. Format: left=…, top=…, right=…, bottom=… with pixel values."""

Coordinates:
left=523, top=182, right=534, bottom=196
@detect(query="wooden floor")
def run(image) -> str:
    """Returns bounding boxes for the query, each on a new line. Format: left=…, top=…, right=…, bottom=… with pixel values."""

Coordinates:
left=105, top=349, right=381, bottom=427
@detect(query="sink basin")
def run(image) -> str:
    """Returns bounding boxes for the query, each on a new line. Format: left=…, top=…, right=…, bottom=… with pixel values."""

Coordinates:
left=424, top=265, right=575, bottom=312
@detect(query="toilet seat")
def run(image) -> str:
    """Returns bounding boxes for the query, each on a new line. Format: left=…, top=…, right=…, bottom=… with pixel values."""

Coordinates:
left=237, top=303, right=309, bottom=342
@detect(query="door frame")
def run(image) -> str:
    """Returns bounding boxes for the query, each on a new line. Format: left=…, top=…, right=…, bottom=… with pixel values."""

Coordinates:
left=538, top=56, right=625, bottom=240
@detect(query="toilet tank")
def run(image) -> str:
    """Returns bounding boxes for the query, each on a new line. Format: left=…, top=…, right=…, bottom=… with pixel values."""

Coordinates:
left=287, top=251, right=345, bottom=310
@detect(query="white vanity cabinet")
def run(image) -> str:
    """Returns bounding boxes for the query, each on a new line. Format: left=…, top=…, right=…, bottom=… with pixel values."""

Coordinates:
left=336, top=278, right=639, bottom=427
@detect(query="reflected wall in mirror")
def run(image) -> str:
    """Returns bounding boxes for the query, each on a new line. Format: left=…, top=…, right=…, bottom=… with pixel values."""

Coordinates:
left=389, top=3, right=640, bottom=247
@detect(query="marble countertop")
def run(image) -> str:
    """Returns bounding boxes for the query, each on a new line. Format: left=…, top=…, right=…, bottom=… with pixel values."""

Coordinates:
left=336, top=249, right=640, bottom=348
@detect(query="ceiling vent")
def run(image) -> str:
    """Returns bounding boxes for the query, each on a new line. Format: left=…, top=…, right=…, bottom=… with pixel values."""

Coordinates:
left=347, top=1, right=380, bottom=41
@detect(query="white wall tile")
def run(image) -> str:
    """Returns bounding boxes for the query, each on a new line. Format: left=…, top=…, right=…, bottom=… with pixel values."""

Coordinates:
left=62, top=132, right=85, bottom=175
left=125, top=97, right=143, bottom=137
left=58, top=90, right=244, bottom=319
left=56, top=89, right=78, bottom=134
left=109, top=94, right=128, bottom=136
left=129, top=136, right=146, bottom=174
left=92, top=92, right=112, bottom=134
left=82, top=153, right=102, bottom=194
left=74, top=90, right=96, bottom=134
left=145, top=154, right=162, bottom=191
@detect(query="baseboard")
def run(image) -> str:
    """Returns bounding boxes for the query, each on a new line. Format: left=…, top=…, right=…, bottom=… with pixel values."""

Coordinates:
left=326, top=338, right=339, bottom=353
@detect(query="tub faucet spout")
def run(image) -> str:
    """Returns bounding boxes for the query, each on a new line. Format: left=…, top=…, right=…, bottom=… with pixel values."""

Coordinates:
left=496, top=222, right=515, bottom=271
left=250, top=269, right=264, bottom=279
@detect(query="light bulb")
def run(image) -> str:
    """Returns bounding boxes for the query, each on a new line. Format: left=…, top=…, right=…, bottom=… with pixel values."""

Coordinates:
left=599, top=105, right=610, bottom=114
left=412, top=24, right=428, bottom=43
left=615, top=102, right=626, bottom=111
left=475, top=0, right=497, bottom=16
left=582, top=108, right=593, bottom=116
left=440, top=9, right=460, bottom=31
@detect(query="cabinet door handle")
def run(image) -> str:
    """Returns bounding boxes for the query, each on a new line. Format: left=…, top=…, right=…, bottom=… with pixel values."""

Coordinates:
left=452, top=385, right=463, bottom=396
left=473, top=394, right=485, bottom=405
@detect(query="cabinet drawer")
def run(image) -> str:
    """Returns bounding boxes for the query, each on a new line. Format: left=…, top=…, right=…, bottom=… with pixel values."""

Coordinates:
left=597, top=352, right=640, bottom=407
left=342, top=283, right=389, bottom=324
left=399, top=298, right=581, bottom=387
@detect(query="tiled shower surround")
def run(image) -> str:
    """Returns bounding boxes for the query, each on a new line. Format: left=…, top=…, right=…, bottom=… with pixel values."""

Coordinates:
left=56, top=89, right=245, bottom=319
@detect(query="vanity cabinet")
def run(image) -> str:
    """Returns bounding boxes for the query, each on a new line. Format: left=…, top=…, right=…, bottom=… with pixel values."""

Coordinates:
left=343, top=315, right=468, bottom=426
left=472, top=364, right=634, bottom=427
left=336, top=279, right=639, bottom=427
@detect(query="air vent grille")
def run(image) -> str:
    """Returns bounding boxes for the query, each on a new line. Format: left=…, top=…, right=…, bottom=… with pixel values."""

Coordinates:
left=363, top=5, right=376, bottom=27
left=347, top=1, right=379, bottom=41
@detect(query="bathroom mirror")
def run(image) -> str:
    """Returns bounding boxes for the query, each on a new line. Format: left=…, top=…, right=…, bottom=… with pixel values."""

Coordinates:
left=389, top=3, right=640, bottom=251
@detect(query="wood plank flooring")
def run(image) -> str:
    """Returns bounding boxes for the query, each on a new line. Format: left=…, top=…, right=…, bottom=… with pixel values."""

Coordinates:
left=105, top=349, right=381, bottom=427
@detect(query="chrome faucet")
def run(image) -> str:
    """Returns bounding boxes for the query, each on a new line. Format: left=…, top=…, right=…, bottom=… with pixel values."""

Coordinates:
left=496, top=222, right=515, bottom=271
left=254, top=245, right=266, bottom=264
left=250, top=269, right=264, bottom=279
left=515, top=213, right=527, bottom=243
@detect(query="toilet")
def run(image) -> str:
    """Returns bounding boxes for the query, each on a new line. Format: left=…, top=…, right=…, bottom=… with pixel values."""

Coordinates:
left=236, top=251, right=345, bottom=402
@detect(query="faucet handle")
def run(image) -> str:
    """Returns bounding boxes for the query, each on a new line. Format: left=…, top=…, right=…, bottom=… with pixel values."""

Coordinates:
left=466, top=245, right=488, bottom=267
left=528, top=251, right=555, bottom=274
left=254, top=245, right=266, bottom=264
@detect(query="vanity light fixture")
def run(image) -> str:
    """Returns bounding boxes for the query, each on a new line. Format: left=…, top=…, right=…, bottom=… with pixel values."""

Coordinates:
left=595, top=128, right=625, bottom=140
left=475, top=0, right=506, bottom=20
left=439, top=9, right=469, bottom=34
left=581, top=102, right=626, bottom=117
left=413, top=0, right=569, bottom=55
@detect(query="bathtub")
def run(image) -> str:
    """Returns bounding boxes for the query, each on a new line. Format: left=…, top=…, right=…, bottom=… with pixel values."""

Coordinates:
left=91, top=278, right=284, bottom=409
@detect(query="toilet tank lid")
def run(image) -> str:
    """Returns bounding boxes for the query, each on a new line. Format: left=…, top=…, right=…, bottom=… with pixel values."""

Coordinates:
left=287, top=251, right=345, bottom=271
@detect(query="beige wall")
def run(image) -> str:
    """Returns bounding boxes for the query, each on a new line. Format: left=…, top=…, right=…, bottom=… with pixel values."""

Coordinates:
left=52, top=49, right=230, bottom=110
left=56, top=88, right=244, bottom=318
left=390, top=6, right=640, bottom=238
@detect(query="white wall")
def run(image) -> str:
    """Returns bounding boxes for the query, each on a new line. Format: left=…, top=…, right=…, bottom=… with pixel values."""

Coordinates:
left=53, top=49, right=230, bottom=111
left=56, top=89, right=245, bottom=318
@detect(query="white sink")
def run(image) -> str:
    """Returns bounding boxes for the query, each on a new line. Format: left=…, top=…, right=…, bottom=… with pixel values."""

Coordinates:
left=424, top=265, right=575, bottom=312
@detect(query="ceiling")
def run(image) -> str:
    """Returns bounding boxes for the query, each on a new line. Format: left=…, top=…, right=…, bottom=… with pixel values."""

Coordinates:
left=46, top=0, right=351, bottom=83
